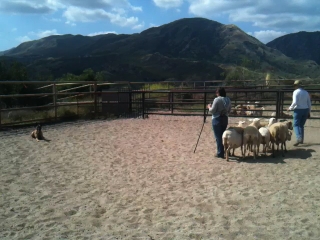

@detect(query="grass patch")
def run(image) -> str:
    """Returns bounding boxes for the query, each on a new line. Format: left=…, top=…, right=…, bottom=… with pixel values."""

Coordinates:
left=1, top=105, right=94, bottom=126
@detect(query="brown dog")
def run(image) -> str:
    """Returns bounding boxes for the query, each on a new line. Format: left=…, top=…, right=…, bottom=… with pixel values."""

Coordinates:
left=31, top=124, right=45, bottom=142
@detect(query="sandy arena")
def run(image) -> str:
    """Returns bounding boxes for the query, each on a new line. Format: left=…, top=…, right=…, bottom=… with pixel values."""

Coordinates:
left=1, top=116, right=320, bottom=240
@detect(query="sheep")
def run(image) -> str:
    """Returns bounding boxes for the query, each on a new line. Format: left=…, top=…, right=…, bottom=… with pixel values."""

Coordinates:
left=243, top=118, right=262, bottom=159
left=266, top=117, right=277, bottom=150
left=235, top=104, right=248, bottom=116
left=274, top=128, right=292, bottom=151
left=269, top=120, right=293, bottom=157
left=287, top=129, right=292, bottom=141
left=255, top=107, right=265, bottom=116
left=248, top=118, right=262, bottom=128
left=310, top=93, right=320, bottom=104
left=268, top=117, right=277, bottom=127
left=243, top=126, right=261, bottom=159
left=246, top=118, right=262, bottom=152
left=246, top=106, right=265, bottom=116
left=222, top=121, right=246, bottom=161
left=255, top=101, right=263, bottom=108
left=229, top=109, right=237, bottom=116
left=258, top=127, right=271, bottom=155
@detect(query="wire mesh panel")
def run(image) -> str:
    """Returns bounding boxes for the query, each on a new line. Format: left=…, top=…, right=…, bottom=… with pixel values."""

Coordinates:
left=101, top=90, right=144, bottom=118
left=131, top=91, right=144, bottom=118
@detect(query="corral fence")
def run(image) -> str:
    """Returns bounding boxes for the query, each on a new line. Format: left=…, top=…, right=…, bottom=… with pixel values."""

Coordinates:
left=1, top=80, right=320, bottom=129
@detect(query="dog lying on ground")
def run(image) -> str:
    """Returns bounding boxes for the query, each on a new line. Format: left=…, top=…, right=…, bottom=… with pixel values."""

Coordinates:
left=31, top=124, right=45, bottom=142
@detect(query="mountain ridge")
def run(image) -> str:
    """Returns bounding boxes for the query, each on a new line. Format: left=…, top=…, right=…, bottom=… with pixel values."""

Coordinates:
left=1, top=17, right=320, bottom=81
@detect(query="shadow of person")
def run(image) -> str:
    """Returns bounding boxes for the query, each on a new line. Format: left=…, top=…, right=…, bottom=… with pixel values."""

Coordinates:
left=299, top=143, right=320, bottom=147
left=284, top=148, right=316, bottom=160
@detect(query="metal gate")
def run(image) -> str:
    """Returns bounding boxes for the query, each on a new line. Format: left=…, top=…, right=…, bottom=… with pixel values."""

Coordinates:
left=101, top=87, right=144, bottom=118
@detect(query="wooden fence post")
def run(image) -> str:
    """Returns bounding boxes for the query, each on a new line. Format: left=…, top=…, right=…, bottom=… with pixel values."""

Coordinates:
left=276, top=90, right=280, bottom=121
left=142, top=91, right=145, bottom=119
left=171, top=92, right=174, bottom=115
left=94, top=81, right=97, bottom=118
left=281, top=91, right=285, bottom=115
left=53, top=83, right=57, bottom=121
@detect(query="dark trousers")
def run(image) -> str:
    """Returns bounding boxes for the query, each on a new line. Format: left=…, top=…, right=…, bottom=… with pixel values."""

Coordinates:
left=212, top=115, right=228, bottom=157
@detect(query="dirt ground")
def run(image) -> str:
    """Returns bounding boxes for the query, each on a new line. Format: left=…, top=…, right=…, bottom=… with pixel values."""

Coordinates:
left=0, top=116, right=319, bottom=240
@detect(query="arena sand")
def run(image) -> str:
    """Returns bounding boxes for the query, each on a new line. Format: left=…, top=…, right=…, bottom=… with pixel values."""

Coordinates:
left=0, top=116, right=320, bottom=240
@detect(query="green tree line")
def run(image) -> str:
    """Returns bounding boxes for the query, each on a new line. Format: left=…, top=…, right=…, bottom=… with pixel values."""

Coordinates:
left=0, top=60, right=108, bottom=107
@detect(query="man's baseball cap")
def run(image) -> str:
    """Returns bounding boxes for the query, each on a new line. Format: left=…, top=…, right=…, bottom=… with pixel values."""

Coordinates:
left=293, top=80, right=301, bottom=86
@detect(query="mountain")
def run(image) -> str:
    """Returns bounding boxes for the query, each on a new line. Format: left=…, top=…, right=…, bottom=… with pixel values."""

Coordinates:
left=266, top=31, right=320, bottom=65
left=1, top=17, right=320, bottom=82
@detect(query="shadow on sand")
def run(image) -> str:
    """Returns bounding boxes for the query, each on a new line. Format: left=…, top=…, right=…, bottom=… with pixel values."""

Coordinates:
left=299, top=143, right=320, bottom=147
left=227, top=148, right=316, bottom=164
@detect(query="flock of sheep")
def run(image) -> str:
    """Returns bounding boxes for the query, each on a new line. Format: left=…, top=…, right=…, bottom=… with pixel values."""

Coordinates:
left=230, top=101, right=292, bottom=118
left=222, top=117, right=293, bottom=161
left=231, top=101, right=265, bottom=116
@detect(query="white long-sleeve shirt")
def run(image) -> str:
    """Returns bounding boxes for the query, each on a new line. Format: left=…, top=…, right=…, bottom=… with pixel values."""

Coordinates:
left=288, top=88, right=311, bottom=112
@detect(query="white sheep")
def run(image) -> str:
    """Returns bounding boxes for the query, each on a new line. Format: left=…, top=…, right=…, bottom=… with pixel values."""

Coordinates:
left=222, top=121, right=246, bottom=161
left=246, top=118, right=262, bottom=152
left=235, top=104, right=248, bottom=116
left=266, top=117, right=277, bottom=150
left=248, top=118, right=262, bottom=128
left=243, top=118, right=262, bottom=159
left=269, top=120, right=293, bottom=157
left=258, top=127, right=271, bottom=155
left=268, top=117, right=277, bottom=126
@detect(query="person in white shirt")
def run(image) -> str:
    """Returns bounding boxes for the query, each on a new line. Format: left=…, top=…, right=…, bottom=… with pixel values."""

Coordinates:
left=286, top=80, right=311, bottom=146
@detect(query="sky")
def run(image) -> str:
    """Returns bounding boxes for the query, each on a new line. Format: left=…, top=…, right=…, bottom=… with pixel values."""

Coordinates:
left=0, top=0, right=319, bottom=51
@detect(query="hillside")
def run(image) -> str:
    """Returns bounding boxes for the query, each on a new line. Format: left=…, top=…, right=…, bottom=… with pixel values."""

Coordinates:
left=266, top=31, right=320, bottom=65
left=1, top=18, right=320, bottom=81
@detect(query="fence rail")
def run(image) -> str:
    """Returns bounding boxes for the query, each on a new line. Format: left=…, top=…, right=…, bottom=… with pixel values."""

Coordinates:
left=1, top=80, right=320, bottom=128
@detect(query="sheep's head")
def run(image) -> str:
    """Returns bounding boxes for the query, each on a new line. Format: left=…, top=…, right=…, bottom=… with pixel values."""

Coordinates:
left=287, top=130, right=292, bottom=141
left=268, top=117, right=276, bottom=127
left=238, top=121, right=246, bottom=127
left=248, top=118, right=261, bottom=128
left=285, top=120, right=293, bottom=130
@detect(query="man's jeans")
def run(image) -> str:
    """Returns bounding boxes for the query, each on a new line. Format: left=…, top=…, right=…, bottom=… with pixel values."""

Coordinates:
left=293, top=108, right=309, bottom=142
left=212, top=115, right=228, bottom=157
